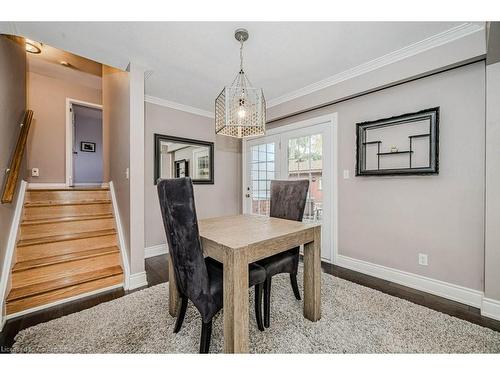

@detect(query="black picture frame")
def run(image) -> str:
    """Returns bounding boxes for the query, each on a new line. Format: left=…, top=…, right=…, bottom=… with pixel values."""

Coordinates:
left=80, top=141, right=96, bottom=152
left=356, top=107, right=439, bottom=176
left=154, top=134, right=214, bottom=185
left=174, top=159, right=189, bottom=178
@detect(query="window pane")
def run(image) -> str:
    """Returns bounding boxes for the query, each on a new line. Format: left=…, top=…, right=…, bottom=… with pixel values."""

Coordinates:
left=249, top=141, right=275, bottom=217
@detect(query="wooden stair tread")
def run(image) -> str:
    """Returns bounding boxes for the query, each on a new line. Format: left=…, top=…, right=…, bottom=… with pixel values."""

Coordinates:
left=6, top=274, right=123, bottom=315
left=12, top=246, right=120, bottom=272
left=22, top=213, right=114, bottom=226
left=28, top=187, right=109, bottom=191
left=7, top=265, right=123, bottom=302
left=24, top=199, right=111, bottom=207
left=17, top=229, right=117, bottom=247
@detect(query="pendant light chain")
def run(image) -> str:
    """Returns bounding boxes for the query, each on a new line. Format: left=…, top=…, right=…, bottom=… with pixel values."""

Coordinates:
left=239, top=37, right=244, bottom=73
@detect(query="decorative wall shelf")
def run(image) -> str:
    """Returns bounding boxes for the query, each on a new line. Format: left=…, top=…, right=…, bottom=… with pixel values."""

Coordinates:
left=356, top=107, right=439, bottom=176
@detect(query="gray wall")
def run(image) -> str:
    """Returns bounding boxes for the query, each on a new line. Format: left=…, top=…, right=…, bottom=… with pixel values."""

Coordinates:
left=73, top=106, right=103, bottom=184
left=145, top=102, right=242, bottom=248
left=0, top=35, right=26, bottom=303
left=485, top=61, right=500, bottom=300
left=102, top=66, right=131, bottom=264
left=26, top=70, right=101, bottom=183
left=270, top=62, right=486, bottom=291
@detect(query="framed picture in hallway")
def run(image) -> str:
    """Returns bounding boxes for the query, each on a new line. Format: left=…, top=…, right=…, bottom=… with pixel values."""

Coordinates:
left=356, top=107, right=439, bottom=176
left=80, top=141, right=96, bottom=152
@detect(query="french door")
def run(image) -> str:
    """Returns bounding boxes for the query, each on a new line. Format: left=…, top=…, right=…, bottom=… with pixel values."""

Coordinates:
left=244, top=119, right=335, bottom=262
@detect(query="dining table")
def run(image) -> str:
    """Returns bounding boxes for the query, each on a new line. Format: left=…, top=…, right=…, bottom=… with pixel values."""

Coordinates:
left=167, top=214, right=322, bottom=353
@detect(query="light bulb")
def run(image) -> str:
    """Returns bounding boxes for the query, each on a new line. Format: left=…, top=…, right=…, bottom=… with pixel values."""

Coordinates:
left=238, top=107, right=246, bottom=119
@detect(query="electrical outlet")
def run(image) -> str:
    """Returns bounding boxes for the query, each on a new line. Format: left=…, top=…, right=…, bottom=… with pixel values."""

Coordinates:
left=418, top=253, right=428, bottom=266
left=343, top=169, right=350, bottom=179
left=31, top=167, right=39, bottom=177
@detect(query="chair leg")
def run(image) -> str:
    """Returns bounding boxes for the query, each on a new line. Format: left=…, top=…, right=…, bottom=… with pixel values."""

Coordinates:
left=173, top=296, right=188, bottom=333
left=290, top=273, right=301, bottom=300
left=255, top=283, right=264, bottom=331
left=199, top=320, right=213, bottom=354
left=264, top=277, right=272, bottom=328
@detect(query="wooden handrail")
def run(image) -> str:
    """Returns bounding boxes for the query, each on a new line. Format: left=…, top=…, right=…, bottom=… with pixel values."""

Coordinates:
left=1, top=110, right=33, bottom=204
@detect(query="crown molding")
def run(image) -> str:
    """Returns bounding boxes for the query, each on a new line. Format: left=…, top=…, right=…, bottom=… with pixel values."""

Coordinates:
left=267, top=22, right=485, bottom=108
left=145, top=95, right=214, bottom=119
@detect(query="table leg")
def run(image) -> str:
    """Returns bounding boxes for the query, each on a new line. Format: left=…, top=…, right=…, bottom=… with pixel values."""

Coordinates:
left=303, top=226, right=321, bottom=321
left=167, top=252, right=179, bottom=317
left=223, top=249, right=249, bottom=353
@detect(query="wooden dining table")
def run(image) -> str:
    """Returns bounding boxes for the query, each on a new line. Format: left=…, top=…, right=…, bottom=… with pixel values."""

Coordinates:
left=167, top=214, right=322, bottom=353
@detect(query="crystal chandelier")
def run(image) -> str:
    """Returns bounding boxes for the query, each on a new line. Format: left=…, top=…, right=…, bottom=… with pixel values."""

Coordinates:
left=215, top=28, right=266, bottom=138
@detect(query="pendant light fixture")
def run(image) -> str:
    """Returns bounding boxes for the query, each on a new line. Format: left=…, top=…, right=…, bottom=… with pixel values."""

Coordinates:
left=215, top=28, right=266, bottom=138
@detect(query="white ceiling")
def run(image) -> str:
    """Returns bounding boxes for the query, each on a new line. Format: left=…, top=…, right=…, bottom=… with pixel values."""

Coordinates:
left=2, top=22, right=482, bottom=111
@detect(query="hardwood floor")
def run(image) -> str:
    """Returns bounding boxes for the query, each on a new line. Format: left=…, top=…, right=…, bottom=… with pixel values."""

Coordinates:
left=1, top=254, right=499, bottom=353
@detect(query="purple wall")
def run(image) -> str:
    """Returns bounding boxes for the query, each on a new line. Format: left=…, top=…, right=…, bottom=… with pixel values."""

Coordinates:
left=73, top=104, right=103, bottom=184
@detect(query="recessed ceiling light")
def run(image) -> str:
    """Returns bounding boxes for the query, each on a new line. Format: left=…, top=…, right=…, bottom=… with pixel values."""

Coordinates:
left=25, top=39, right=42, bottom=54
left=60, top=61, right=71, bottom=67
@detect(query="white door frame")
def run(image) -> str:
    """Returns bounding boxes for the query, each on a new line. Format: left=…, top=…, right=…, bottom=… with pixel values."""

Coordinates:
left=241, top=113, right=339, bottom=264
left=65, top=98, right=103, bottom=187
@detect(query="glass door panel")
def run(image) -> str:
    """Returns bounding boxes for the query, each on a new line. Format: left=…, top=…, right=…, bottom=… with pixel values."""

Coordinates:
left=287, top=133, right=323, bottom=223
left=246, top=138, right=278, bottom=216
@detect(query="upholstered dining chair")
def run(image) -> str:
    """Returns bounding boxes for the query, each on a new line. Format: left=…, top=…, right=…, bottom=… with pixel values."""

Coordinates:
left=256, top=179, right=309, bottom=328
left=157, top=177, right=266, bottom=353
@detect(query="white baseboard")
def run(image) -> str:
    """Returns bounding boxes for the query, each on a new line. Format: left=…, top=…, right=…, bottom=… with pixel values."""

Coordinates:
left=481, top=297, right=500, bottom=321
left=145, top=244, right=168, bottom=258
left=128, top=272, right=148, bottom=290
left=4, top=284, right=123, bottom=321
left=336, top=254, right=483, bottom=308
left=0, top=180, right=27, bottom=332
left=28, top=182, right=67, bottom=189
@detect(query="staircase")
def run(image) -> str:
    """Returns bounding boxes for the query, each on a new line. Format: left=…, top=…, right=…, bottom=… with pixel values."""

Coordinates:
left=5, top=187, right=124, bottom=315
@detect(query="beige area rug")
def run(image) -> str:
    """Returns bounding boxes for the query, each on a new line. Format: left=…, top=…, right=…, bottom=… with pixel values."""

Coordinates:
left=12, top=269, right=500, bottom=353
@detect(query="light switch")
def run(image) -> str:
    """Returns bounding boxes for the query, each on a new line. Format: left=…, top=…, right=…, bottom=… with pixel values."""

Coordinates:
left=343, top=169, right=350, bottom=179
left=125, top=168, right=129, bottom=180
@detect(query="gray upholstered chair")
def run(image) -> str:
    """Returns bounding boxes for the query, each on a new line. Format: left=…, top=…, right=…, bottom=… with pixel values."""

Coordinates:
left=157, top=177, right=266, bottom=353
left=256, top=179, right=309, bottom=328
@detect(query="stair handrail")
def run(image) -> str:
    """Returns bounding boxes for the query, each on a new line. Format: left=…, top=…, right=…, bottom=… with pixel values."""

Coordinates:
left=1, top=110, right=34, bottom=204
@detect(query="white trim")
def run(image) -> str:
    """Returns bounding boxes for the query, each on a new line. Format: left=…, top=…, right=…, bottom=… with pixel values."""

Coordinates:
left=336, top=254, right=484, bottom=308
left=145, top=95, right=215, bottom=119
left=4, top=284, right=123, bottom=321
left=145, top=244, right=168, bottom=258
left=65, top=98, right=103, bottom=187
left=109, top=181, right=131, bottom=290
left=267, top=23, right=484, bottom=108
left=128, top=272, right=148, bottom=290
left=0, top=180, right=27, bottom=331
left=481, top=297, right=500, bottom=321
left=242, top=113, right=338, bottom=264
left=73, top=183, right=105, bottom=187
left=27, top=182, right=67, bottom=189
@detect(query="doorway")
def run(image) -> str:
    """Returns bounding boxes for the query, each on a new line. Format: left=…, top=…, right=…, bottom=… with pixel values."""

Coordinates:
left=65, top=99, right=103, bottom=187
left=242, top=114, right=338, bottom=263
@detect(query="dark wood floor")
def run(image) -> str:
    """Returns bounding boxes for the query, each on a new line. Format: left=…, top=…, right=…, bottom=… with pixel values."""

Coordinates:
left=1, top=254, right=499, bottom=353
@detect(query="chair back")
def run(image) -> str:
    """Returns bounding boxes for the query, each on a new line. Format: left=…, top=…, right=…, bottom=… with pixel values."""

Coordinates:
left=157, top=178, right=210, bottom=302
left=270, top=179, right=309, bottom=222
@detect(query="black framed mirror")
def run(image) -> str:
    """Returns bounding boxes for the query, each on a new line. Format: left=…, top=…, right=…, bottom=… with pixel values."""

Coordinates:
left=154, top=134, right=214, bottom=184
